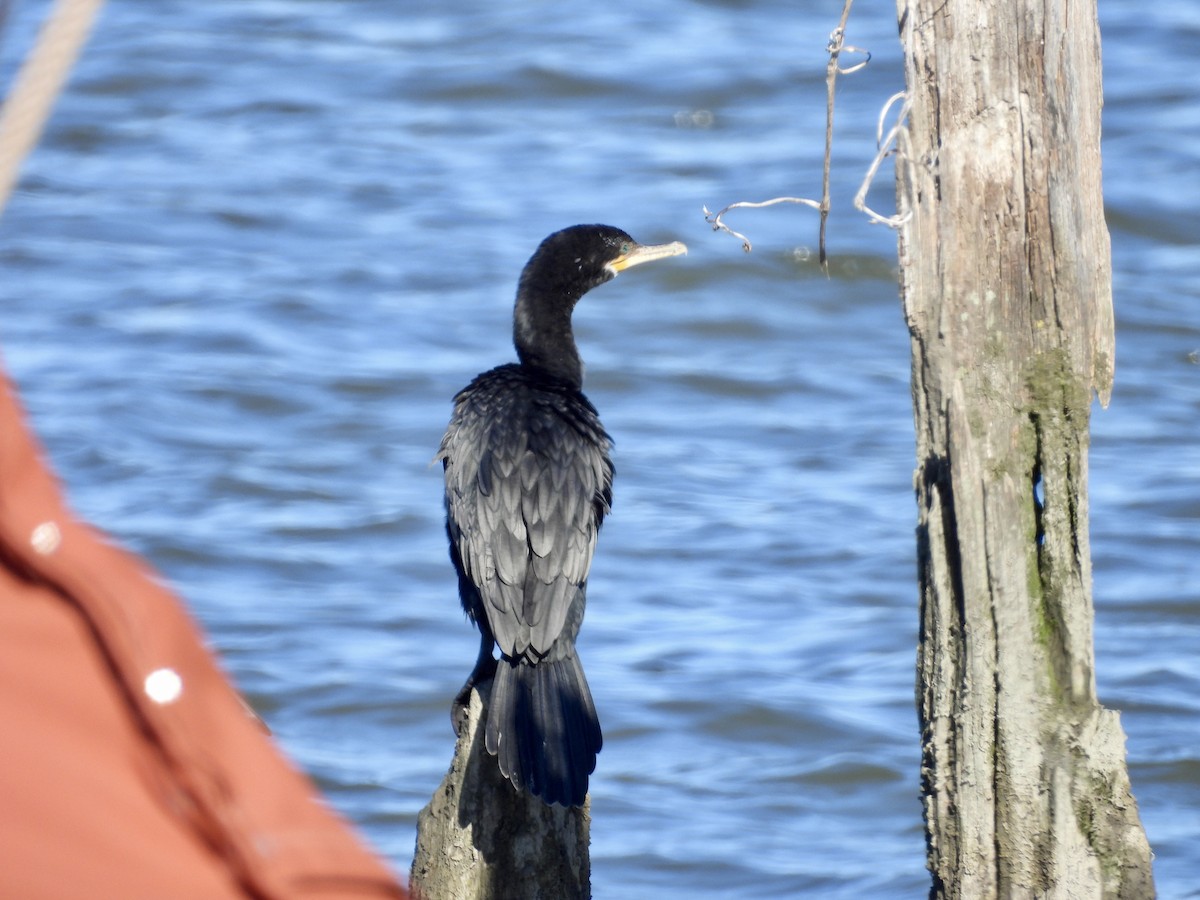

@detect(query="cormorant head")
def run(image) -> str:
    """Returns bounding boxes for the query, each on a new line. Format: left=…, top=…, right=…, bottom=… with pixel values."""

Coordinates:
left=514, top=224, right=686, bottom=386
left=517, top=224, right=687, bottom=308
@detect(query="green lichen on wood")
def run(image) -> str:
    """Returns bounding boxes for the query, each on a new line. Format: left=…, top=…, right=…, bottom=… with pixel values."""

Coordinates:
left=1019, top=348, right=1093, bottom=702
left=1024, top=347, right=1091, bottom=427
left=1072, top=760, right=1125, bottom=889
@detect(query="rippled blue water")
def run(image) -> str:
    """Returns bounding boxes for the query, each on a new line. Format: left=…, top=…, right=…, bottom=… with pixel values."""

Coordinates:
left=3, top=0, right=1197, bottom=896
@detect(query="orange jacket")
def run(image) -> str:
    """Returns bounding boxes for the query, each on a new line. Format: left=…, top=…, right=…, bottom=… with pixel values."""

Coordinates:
left=0, top=368, right=408, bottom=900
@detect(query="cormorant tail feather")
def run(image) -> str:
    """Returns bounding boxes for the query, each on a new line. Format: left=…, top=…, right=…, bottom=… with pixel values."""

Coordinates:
left=485, top=653, right=601, bottom=807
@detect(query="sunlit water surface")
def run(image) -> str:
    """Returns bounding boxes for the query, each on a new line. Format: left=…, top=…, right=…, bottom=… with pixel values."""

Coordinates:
left=2, top=1, right=1197, bottom=896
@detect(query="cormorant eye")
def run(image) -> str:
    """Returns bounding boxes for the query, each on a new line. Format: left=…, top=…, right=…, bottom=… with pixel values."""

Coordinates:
left=619, top=242, right=631, bottom=254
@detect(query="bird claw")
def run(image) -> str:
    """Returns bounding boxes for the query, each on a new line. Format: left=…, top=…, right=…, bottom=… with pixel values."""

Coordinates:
left=451, top=685, right=472, bottom=737
left=450, top=654, right=497, bottom=737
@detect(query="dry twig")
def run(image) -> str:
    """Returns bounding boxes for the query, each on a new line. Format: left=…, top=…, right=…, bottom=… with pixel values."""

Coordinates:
left=818, top=1, right=867, bottom=266
left=704, top=0, right=882, bottom=267
left=854, top=90, right=912, bottom=228
left=703, top=198, right=820, bottom=254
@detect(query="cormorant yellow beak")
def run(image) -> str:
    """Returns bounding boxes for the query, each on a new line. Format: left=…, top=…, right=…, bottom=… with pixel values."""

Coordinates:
left=607, top=240, right=688, bottom=274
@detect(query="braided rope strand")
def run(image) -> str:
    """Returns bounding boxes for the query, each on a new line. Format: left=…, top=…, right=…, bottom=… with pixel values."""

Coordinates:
left=0, top=0, right=105, bottom=217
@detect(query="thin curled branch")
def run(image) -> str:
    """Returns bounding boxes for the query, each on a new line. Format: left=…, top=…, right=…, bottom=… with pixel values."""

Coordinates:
left=703, top=0, right=867, bottom=267
left=703, top=198, right=821, bottom=253
left=817, top=5, right=863, bottom=266
left=854, top=90, right=912, bottom=228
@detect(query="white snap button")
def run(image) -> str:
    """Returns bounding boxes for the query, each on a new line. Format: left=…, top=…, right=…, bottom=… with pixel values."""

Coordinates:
left=144, top=668, right=183, bottom=705
left=30, top=521, right=62, bottom=555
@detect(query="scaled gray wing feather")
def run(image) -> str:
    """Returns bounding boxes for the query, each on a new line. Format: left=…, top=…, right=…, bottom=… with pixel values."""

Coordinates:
left=440, top=366, right=612, bottom=661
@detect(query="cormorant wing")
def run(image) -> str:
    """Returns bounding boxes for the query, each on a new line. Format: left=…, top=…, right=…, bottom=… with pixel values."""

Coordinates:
left=441, top=370, right=613, bottom=661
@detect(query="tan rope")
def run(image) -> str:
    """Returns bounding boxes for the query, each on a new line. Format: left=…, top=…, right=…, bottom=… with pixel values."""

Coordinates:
left=0, top=0, right=105, bottom=218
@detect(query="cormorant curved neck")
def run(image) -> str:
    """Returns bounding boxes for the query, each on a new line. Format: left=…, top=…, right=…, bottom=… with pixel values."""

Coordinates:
left=510, top=224, right=686, bottom=389
left=512, top=276, right=600, bottom=389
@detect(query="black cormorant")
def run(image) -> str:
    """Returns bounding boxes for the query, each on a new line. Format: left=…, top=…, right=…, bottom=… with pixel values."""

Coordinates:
left=438, top=224, right=687, bottom=807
